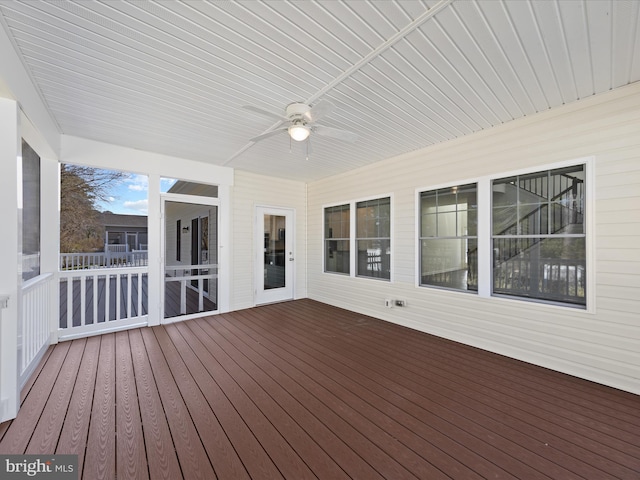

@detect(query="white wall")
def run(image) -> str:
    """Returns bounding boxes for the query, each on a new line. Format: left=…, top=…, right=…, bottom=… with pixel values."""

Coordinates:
left=230, top=170, right=307, bottom=310
left=307, top=83, right=640, bottom=395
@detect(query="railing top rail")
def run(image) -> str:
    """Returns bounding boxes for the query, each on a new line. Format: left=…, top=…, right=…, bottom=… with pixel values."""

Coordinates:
left=22, top=272, right=54, bottom=292
left=165, top=264, right=218, bottom=270
left=165, top=274, right=217, bottom=282
left=59, top=266, right=148, bottom=278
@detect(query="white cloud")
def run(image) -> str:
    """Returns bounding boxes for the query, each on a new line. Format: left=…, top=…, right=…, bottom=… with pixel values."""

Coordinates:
left=126, top=174, right=148, bottom=192
left=160, top=177, right=178, bottom=192
left=123, top=199, right=148, bottom=214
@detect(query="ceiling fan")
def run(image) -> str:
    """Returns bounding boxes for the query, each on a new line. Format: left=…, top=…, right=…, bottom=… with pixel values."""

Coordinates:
left=242, top=100, right=358, bottom=144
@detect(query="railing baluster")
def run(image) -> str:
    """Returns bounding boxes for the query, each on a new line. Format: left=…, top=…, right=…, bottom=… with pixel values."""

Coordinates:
left=126, top=273, right=132, bottom=319
left=105, top=273, right=110, bottom=323
left=93, top=274, right=98, bottom=325
left=180, top=280, right=187, bottom=315
left=80, top=276, right=86, bottom=326
left=116, top=273, right=121, bottom=321
left=137, top=273, right=143, bottom=318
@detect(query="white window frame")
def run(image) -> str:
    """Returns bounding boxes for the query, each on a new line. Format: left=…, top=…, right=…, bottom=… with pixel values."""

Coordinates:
left=415, top=156, right=594, bottom=312
left=323, top=193, right=394, bottom=282
left=323, top=202, right=351, bottom=275
left=417, top=181, right=479, bottom=293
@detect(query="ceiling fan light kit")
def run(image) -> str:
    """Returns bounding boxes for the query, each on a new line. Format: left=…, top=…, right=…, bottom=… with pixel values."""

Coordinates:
left=243, top=99, right=357, bottom=147
left=288, top=123, right=310, bottom=142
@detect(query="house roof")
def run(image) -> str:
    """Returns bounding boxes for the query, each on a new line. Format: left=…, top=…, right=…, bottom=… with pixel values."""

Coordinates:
left=98, top=211, right=148, bottom=229
left=0, top=0, right=638, bottom=182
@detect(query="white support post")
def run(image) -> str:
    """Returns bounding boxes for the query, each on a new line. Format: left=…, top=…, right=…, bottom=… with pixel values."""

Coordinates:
left=41, top=156, right=60, bottom=344
left=147, top=173, right=161, bottom=326
left=0, top=98, right=20, bottom=422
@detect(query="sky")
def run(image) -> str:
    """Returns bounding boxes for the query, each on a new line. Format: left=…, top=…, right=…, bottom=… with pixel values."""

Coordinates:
left=94, top=173, right=177, bottom=216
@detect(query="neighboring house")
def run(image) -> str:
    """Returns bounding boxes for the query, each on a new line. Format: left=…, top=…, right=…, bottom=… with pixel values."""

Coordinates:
left=0, top=1, right=638, bottom=431
left=98, top=211, right=148, bottom=251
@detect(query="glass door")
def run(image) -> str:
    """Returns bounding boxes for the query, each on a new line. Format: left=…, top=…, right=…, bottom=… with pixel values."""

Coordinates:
left=255, top=206, right=294, bottom=304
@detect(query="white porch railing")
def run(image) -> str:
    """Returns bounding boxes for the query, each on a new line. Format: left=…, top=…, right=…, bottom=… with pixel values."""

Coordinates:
left=60, top=250, right=148, bottom=270
left=165, top=264, right=217, bottom=316
left=19, top=273, right=53, bottom=388
left=59, top=266, right=148, bottom=340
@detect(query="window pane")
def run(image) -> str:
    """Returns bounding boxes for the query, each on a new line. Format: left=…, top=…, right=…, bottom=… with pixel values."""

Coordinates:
left=421, top=238, right=477, bottom=291
left=357, top=239, right=390, bottom=279
left=492, top=164, right=586, bottom=307
left=493, top=206, right=518, bottom=235
left=465, top=208, right=478, bottom=236
left=22, top=140, right=41, bottom=281
left=438, top=211, right=457, bottom=237
left=519, top=203, right=548, bottom=235
left=493, top=237, right=585, bottom=306
left=519, top=171, right=548, bottom=201
left=437, top=191, right=457, bottom=212
left=419, top=184, right=477, bottom=292
left=356, top=198, right=390, bottom=238
left=492, top=178, right=516, bottom=207
left=420, top=192, right=437, bottom=213
left=325, top=205, right=350, bottom=274
left=356, top=197, right=391, bottom=280
left=325, top=240, right=350, bottom=274
left=325, top=204, right=350, bottom=239
left=551, top=200, right=583, bottom=234
left=421, top=213, right=437, bottom=237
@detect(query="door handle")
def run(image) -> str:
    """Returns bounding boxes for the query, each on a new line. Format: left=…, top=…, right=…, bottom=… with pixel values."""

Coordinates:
left=289, top=257, right=294, bottom=261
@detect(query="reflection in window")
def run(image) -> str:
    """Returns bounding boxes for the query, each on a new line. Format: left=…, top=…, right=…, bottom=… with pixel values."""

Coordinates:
left=419, top=184, right=477, bottom=291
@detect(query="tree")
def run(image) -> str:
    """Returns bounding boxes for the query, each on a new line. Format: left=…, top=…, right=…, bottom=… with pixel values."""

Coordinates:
left=59, top=165, right=127, bottom=252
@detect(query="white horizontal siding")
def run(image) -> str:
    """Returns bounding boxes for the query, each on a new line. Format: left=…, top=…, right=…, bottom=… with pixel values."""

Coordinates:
left=231, top=170, right=307, bottom=310
left=307, top=82, right=640, bottom=394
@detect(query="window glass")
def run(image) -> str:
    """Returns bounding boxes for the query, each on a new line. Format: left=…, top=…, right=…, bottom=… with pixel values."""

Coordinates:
left=356, top=197, right=391, bottom=280
left=419, top=184, right=477, bottom=291
left=492, top=165, right=586, bottom=306
left=22, top=140, right=40, bottom=281
left=324, top=204, right=350, bottom=274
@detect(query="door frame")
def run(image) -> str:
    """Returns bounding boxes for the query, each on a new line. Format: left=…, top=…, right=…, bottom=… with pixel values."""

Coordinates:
left=255, top=206, right=295, bottom=305
left=161, top=193, right=220, bottom=323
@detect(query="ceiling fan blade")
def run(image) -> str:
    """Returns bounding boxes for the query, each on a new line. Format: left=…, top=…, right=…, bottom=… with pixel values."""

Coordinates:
left=313, top=124, right=358, bottom=143
left=242, top=105, right=288, bottom=122
left=249, top=127, right=288, bottom=143
left=304, top=100, right=335, bottom=123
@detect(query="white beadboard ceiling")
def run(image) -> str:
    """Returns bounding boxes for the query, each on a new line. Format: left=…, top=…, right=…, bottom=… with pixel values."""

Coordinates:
left=0, top=0, right=638, bottom=182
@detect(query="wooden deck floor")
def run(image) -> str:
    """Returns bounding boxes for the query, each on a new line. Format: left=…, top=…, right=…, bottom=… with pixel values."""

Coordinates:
left=2, top=299, right=639, bottom=479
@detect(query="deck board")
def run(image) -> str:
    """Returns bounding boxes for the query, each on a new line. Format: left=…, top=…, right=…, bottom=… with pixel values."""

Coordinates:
left=83, top=333, right=116, bottom=480
left=128, top=329, right=183, bottom=480
left=25, top=339, right=86, bottom=454
left=1, top=299, right=638, bottom=479
left=115, top=331, right=149, bottom=480
left=56, top=336, right=101, bottom=476
left=140, top=327, right=216, bottom=480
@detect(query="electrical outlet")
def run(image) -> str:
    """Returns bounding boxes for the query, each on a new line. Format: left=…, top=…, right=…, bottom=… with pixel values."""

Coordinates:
left=394, top=300, right=406, bottom=307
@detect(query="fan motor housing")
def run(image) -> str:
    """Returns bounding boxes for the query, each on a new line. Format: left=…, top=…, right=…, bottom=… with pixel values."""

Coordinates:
left=285, top=102, right=311, bottom=120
